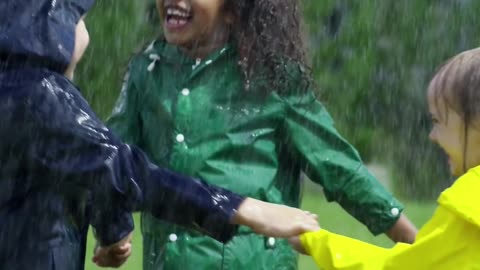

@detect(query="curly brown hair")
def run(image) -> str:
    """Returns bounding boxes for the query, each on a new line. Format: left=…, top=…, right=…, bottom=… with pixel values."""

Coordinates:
left=224, top=0, right=312, bottom=93
left=148, top=0, right=312, bottom=94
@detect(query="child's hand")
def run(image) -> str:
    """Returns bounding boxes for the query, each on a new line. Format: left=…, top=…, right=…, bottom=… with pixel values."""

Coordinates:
left=92, top=232, right=133, bottom=268
left=288, top=236, right=309, bottom=254
left=233, top=198, right=320, bottom=238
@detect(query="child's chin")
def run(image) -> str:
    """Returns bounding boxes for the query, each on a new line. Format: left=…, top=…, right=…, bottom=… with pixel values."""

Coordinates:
left=164, top=35, right=190, bottom=47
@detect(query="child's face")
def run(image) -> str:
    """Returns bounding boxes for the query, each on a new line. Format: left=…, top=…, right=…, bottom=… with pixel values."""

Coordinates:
left=156, top=0, right=229, bottom=48
left=428, top=86, right=480, bottom=176
left=65, top=18, right=90, bottom=80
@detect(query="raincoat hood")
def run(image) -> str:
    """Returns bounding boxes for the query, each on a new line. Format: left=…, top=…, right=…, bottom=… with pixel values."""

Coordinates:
left=0, top=0, right=95, bottom=72
left=437, top=165, right=480, bottom=228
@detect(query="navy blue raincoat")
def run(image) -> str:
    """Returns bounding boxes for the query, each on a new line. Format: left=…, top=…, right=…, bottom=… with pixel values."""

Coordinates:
left=0, top=1, right=243, bottom=269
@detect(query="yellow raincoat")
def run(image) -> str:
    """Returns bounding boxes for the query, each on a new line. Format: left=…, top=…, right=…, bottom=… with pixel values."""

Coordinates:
left=301, top=166, right=480, bottom=270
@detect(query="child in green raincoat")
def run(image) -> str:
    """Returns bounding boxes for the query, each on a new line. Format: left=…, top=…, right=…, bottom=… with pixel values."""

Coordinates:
left=300, top=48, right=480, bottom=269
left=107, top=0, right=417, bottom=269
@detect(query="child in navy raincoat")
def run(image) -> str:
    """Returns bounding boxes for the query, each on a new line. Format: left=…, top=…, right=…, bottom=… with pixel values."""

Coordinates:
left=0, top=1, right=319, bottom=269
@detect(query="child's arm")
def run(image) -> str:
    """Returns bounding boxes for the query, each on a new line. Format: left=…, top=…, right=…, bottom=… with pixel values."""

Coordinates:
left=299, top=229, right=401, bottom=270
left=385, top=214, right=417, bottom=243
left=280, top=71, right=416, bottom=242
left=21, top=71, right=238, bottom=245
left=31, top=73, right=317, bottom=246
left=298, top=206, right=479, bottom=270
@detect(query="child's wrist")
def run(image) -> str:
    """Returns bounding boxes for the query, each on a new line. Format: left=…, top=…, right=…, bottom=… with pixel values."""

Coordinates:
left=232, top=198, right=262, bottom=227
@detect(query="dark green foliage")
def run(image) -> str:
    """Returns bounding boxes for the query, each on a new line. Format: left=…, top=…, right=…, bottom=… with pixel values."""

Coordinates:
left=304, top=0, right=480, bottom=199
left=76, top=0, right=157, bottom=118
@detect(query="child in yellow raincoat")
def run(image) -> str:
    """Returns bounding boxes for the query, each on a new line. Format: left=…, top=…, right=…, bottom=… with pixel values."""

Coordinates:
left=299, top=48, right=480, bottom=269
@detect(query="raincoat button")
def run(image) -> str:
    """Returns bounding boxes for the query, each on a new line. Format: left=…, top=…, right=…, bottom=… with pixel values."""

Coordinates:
left=169, top=233, right=178, bottom=242
left=192, top=58, right=202, bottom=69
left=181, top=88, right=190, bottom=96
left=176, top=134, right=185, bottom=143
left=267, top=237, right=275, bottom=247
left=390, top=207, right=400, bottom=216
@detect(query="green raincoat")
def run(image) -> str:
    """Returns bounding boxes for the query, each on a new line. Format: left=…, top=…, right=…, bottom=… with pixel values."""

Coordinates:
left=107, top=39, right=404, bottom=270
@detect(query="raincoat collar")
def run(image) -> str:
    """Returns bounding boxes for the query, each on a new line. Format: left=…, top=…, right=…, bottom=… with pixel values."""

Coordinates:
left=143, top=38, right=234, bottom=69
left=0, top=0, right=96, bottom=73
left=438, top=165, right=480, bottom=227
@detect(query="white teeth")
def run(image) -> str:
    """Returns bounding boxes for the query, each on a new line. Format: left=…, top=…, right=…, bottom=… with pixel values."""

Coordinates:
left=166, top=7, right=190, bottom=18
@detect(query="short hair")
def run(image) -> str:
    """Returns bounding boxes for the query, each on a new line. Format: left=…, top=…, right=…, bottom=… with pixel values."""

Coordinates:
left=429, top=48, right=480, bottom=128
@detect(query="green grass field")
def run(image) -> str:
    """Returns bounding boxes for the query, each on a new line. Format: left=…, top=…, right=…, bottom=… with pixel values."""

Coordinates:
left=84, top=191, right=436, bottom=270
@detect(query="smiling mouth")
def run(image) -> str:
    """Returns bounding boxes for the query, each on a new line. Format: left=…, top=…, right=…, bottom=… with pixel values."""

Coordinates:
left=164, top=5, right=193, bottom=28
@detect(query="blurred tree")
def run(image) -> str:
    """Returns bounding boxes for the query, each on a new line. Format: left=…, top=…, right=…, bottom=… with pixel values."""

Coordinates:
left=303, top=0, right=480, bottom=199
left=76, top=0, right=157, bottom=118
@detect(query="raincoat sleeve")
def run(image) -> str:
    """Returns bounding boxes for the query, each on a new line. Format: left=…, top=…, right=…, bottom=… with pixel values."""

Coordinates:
left=281, top=70, right=403, bottom=235
left=33, top=74, right=243, bottom=246
left=299, top=207, right=478, bottom=270
left=299, top=169, right=480, bottom=270
left=300, top=229, right=394, bottom=269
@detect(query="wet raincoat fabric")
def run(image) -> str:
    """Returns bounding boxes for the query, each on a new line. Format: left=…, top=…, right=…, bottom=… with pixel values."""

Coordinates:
left=0, top=0, right=93, bottom=73
left=0, top=2, right=243, bottom=270
left=107, top=39, right=405, bottom=270
left=300, top=165, right=480, bottom=270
